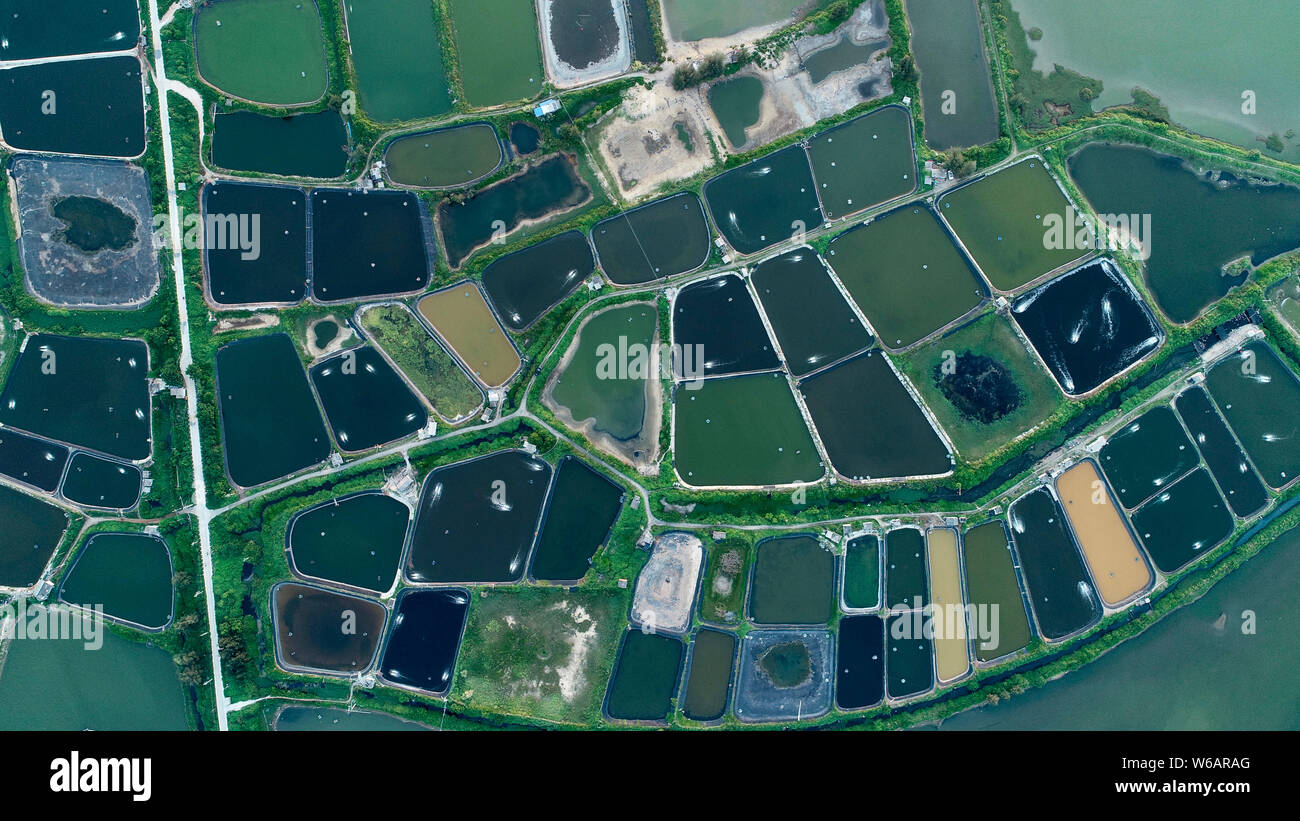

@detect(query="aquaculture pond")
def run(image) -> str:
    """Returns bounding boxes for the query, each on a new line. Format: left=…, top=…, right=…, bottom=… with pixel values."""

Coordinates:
left=405, top=450, right=551, bottom=583
left=60, top=452, right=142, bottom=510
left=194, top=0, right=328, bottom=106
left=385, top=124, right=502, bottom=188
left=624, top=0, right=657, bottom=63
left=673, top=372, right=822, bottom=487
left=509, top=121, right=541, bottom=155
left=681, top=628, right=738, bottom=722
left=799, top=350, right=952, bottom=481
left=311, top=189, right=430, bottom=302
left=214, top=333, right=330, bottom=488
left=1099, top=405, right=1197, bottom=509
left=708, top=75, right=764, bottom=149
left=272, top=583, right=386, bottom=675
left=749, top=535, right=834, bottom=625
left=417, top=284, right=522, bottom=388
left=310, top=346, right=427, bottom=452
left=827, top=205, right=985, bottom=348
left=1206, top=342, right=1300, bottom=489
left=211, top=110, right=349, bottom=178
left=903, top=0, right=998, bottom=149
left=344, top=0, right=453, bottom=122
left=0, top=483, right=68, bottom=588
left=1008, top=488, right=1100, bottom=641
left=1130, top=468, right=1234, bottom=575
left=437, top=154, right=591, bottom=267
left=884, top=528, right=929, bottom=612
left=842, top=534, right=880, bottom=610
left=734, top=629, right=833, bottom=723
left=447, top=0, right=544, bottom=107
left=1069, top=143, right=1300, bottom=323
left=750, top=249, right=872, bottom=377
left=529, top=457, right=624, bottom=582
left=274, top=706, right=431, bottom=731
left=1056, top=461, right=1152, bottom=607
left=703, top=145, right=823, bottom=255
left=358, top=303, right=484, bottom=423
left=605, top=630, right=684, bottom=722
left=1268, top=275, right=1300, bottom=334
left=379, top=588, right=470, bottom=696
left=0, top=334, right=150, bottom=461
left=1175, top=386, right=1268, bottom=517
left=885, top=612, right=934, bottom=700
left=0, top=0, right=139, bottom=61
left=661, top=0, right=830, bottom=40
left=482, top=231, right=593, bottom=331
left=60, top=533, right=172, bottom=630
left=1012, top=259, right=1161, bottom=395
left=939, top=158, right=1089, bottom=292
left=805, top=29, right=889, bottom=82
left=0, top=626, right=188, bottom=731
left=961, top=521, right=1031, bottom=662
left=807, top=105, right=915, bottom=219
left=928, top=527, right=970, bottom=683
left=203, top=181, right=307, bottom=305
left=288, top=492, right=408, bottom=593
left=591, top=192, right=711, bottom=284
left=0, top=56, right=144, bottom=156
left=673, top=274, right=777, bottom=378
left=836, top=614, right=884, bottom=709
left=0, top=429, right=67, bottom=493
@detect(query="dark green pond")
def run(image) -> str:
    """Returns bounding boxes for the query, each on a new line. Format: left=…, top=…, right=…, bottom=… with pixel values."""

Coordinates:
left=904, top=0, right=998, bottom=149
left=962, top=520, right=1031, bottom=661
left=312, top=320, right=339, bottom=350
left=1206, top=342, right=1300, bottom=489
left=60, top=533, right=173, bottom=630
left=379, top=588, right=470, bottom=696
left=215, top=333, right=330, bottom=488
left=405, top=450, right=551, bottom=583
left=708, top=75, right=764, bottom=149
left=703, top=145, right=823, bottom=255
left=605, top=629, right=684, bottom=722
left=0, top=483, right=68, bottom=588
left=345, top=0, right=453, bottom=122
left=807, top=105, right=915, bottom=219
left=287, top=491, right=409, bottom=593
left=0, top=428, right=67, bottom=493
left=510, top=121, right=541, bottom=155
left=384, top=123, right=502, bottom=187
left=1098, top=405, right=1197, bottom=509
left=749, top=535, right=834, bottom=625
left=272, top=582, right=386, bottom=675
left=0, top=0, right=139, bottom=60
left=1175, top=386, right=1268, bottom=517
left=1011, top=259, right=1161, bottom=395
left=842, top=534, right=880, bottom=610
left=625, top=0, right=657, bottom=63
left=836, top=614, right=884, bottom=709
left=1008, top=487, right=1100, bottom=641
left=529, top=456, right=624, bottom=583
left=826, top=205, right=985, bottom=348
left=1069, top=143, right=1300, bottom=323
left=482, top=230, right=593, bottom=331
left=310, top=189, right=430, bottom=302
left=211, top=110, right=349, bottom=178
left=805, top=31, right=889, bottom=83
left=673, top=274, right=778, bottom=377
left=0, top=55, right=144, bottom=156
left=274, top=706, right=431, bottom=731
left=799, top=350, right=952, bottom=481
left=885, top=612, right=934, bottom=699
left=591, top=192, right=712, bottom=284
left=681, top=627, right=737, bottom=722
left=0, top=334, right=150, bottom=461
left=310, top=346, right=427, bottom=452
left=549, top=302, right=656, bottom=443
left=885, top=528, right=928, bottom=611
left=437, top=154, right=590, bottom=268
left=203, top=181, right=307, bottom=305
left=751, top=249, right=872, bottom=377
left=1130, top=468, right=1235, bottom=574
left=61, top=452, right=141, bottom=510
left=52, top=196, right=134, bottom=252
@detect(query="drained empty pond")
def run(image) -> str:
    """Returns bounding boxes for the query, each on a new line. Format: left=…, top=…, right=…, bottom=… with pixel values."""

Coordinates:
left=384, top=123, right=502, bottom=187
left=807, top=105, right=916, bottom=219
left=673, top=274, right=778, bottom=378
left=272, top=583, right=386, bottom=675
left=418, top=284, right=522, bottom=388
left=310, top=346, right=428, bottom=452
left=379, top=588, right=470, bottom=696
left=703, top=145, right=823, bottom=255
left=287, top=491, right=409, bottom=593
left=749, top=535, right=834, bottom=625
left=529, top=457, right=624, bottom=582
left=591, top=192, right=711, bottom=285
left=60, top=533, right=173, bottom=630
left=482, top=231, right=593, bottom=331
left=311, top=189, right=431, bottom=302
left=203, top=181, right=307, bottom=305
left=1206, top=342, right=1300, bottom=489
left=1008, top=488, right=1100, bottom=641
left=734, top=629, right=833, bottom=723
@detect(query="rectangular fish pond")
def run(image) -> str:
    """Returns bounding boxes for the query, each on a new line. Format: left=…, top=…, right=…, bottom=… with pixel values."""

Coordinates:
left=927, top=527, right=970, bottom=684
left=273, top=706, right=431, bottom=731
left=1011, top=258, right=1162, bottom=396
left=405, top=449, right=551, bottom=584
left=672, top=273, right=778, bottom=378
left=60, top=452, right=142, bottom=510
left=885, top=527, right=928, bottom=611
left=604, top=629, right=684, bottom=723
left=203, top=181, right=307, bottom=306
left=446, top=0, right=544, bottom=107
left=0, top=0, right=140, bottom=61
left=287, top=490, right=409, bottom=593
left=680, top=628, right=737, bottom=722
left=1130, top=468, right=1235, bottom=575
left=417, top=283, right=522, bottom=388
left=961, top=520, right=1031, bottom=662
left=310, top=188, right=432, bottom=302
left=591, top=192, right=711, bottom=285
left=826, top=204, right=986, bottom=349
left=748, top=535, right=834, bottom=626
left=1099, top=405, right=1197, bottom=509
left=0, top=55, right=145, bottom=157
left=193, top=0, right=328, bottom=106
left=343, top=0, right=454, bottom=122
left=211, top=110, right=349, bottom=179
left=0, top=428, right=68, bottom=493
left=734, top=628, right=833, bottom=724
left=1206, top=342, right=1300, bottom=490
left=309, top=346, right=428, bottom=452
left=214, top=333, right=330, bottom=489
left=59, top=533, right=173, bottom=631
left=482, top=230, right=593, bottom=331
left=1175, top=386, right=1268, bottom=517
left=903, top=0, right=999, bottom=150
left=806, top=105, right=916, bottom=220
left=1055, top=460, right=1153, bottom=608
left=836, top=614, right=884, bottom=710
left=841, top=534, right=880, bottom=611
left=703, top=145, right=823, bottom=256
left=885, top=611, right=934, bottom=700
left=1008, top=487, right=1101, bottom=641
left=378, top=588, right=470, bottom=696
left=272, top=582, right=387, bottom=676
left=383, top=123, right=502, bottom=188
left=798, top=350, right=953, bottom=481
left=357, top=303, right=484, bottom=423
left=0, top=334, right=151, bottom=461
left=0, top=483, right=69, bottom=588
left=528, top=456, right=624, bottom=583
